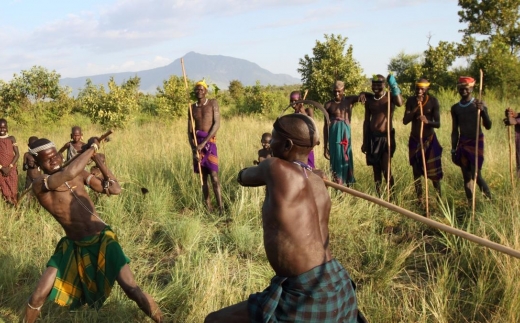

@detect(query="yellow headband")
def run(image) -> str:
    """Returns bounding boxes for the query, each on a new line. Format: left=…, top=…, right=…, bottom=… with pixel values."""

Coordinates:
left=416, top=82, right=430, bottom=87
left=195, top=79, right=208, bottom=90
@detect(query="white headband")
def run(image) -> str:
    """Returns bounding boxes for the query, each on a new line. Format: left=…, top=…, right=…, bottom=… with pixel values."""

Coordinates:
left=28, top=142, right=56, bottom=156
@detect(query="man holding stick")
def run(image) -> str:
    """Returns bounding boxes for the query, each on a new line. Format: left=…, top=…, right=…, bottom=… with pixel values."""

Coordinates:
left=362, top=74, right=403, bottom=195
left=188, top=79, right=224, bottom=213
left=205, top=114, right=366, bottom=323
left=451, top=76, right=492, bottom=204
left=403, top=78, right=443, bottom=206
left=23, top=137, right=163, bottom=323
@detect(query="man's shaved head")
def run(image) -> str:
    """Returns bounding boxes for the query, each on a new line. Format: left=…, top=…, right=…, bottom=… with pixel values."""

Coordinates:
left=273, top=114, right=320, bottom=148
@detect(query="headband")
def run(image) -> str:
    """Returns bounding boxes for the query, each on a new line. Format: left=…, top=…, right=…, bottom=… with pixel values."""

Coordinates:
left=416, top=82, right=430, bottom=87
left=28, top=142, right=56, bottom=156
left=457, top=76, right=475, bottom=87
left=195, top=79, right=208, bottom=90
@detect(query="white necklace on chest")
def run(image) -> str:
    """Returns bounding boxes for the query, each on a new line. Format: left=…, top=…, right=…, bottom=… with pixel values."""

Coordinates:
left=374, top=92, right=386, bottom=101
left=196, top=99, right=208, bottom=107
left=0, top=134, right=8, bottom=139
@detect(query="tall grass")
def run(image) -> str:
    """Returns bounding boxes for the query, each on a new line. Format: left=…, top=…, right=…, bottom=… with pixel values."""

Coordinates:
left=1, top=90, right=520, bottom=322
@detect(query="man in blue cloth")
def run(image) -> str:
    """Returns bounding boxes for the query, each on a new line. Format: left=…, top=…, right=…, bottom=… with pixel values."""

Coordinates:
left=205, top=113, right=366, bottom=323
left=323, top=81, right=364, bottom=186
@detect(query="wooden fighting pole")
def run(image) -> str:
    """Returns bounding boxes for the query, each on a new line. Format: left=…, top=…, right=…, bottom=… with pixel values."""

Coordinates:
left=386, top=90, right=391, bottom=201
left=303, top=89, right=309, bottom=100
left=324, top=179, right=520, bottom=260
left=472, top=70, right=483, bottom=220
left=181, top=58, right=203, bottom=187
left=17, top=129, right=114, bottom=208
left=418, top=101, right=430, bottom=217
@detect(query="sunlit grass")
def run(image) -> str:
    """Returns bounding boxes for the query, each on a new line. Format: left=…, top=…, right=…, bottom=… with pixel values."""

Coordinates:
left=1, top=91, right=520, bottom=322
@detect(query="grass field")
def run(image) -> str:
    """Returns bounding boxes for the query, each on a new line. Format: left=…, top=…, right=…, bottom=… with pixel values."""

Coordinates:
left=1, top=90, right=520, bottom=322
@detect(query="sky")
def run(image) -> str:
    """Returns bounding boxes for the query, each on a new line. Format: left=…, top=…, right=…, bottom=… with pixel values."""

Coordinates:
left=0, top=0, right=466, bottom=82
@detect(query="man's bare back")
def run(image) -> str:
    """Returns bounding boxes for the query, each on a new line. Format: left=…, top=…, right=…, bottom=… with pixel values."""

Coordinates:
left=255, top=158, right=331, bottom=276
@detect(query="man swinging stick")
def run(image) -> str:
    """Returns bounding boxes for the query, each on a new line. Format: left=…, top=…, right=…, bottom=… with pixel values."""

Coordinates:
left=205, top=114, right=366, bottom=323
left=23, top=138, right=163, bottom=323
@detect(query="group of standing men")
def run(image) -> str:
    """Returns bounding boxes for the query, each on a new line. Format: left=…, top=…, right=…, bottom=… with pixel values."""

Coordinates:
left=322, top=74, right=492, bottom=207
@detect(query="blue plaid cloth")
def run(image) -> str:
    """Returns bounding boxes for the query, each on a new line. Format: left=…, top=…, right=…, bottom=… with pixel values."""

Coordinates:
left=248, top=259, right=366, bottom=322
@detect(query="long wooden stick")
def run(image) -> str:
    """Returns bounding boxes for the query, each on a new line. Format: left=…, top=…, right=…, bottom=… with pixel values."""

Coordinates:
left=324, top=179, right=520, bottom=259
left=472, top=70, right=483, bottom=219
left=303, top=89, right=308, bottom=100
left=508, top=119, right=514, bottom=187
left=418, top=101, right=430, bottom=217
left=181, top=58, right=203, bottom=186
left=386, top=90, right=391, bottom=201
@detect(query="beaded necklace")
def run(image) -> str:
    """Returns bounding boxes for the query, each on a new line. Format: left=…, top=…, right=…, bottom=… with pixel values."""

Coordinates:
left=458, top=97, right=474, bottom=108
left=196, top=98, right=208, bottom=107
left=374, top=92, right=386, bottom=101
left=293, top=160, right=313, bottom=178
left=0, top=133, right=9, bottom=139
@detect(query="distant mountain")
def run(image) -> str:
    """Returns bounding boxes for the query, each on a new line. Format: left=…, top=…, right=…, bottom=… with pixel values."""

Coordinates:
left=60, top=51, right=301, bottom=96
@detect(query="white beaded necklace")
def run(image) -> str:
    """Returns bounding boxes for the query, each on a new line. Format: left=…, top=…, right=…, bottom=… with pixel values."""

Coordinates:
left=196, top=98, right=208, bottom=107
left=373, top=92, right=386, bottom=101
left=0, top=133, right=9, bottom=139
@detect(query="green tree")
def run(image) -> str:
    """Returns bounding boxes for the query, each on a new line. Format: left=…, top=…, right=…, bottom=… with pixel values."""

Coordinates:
left=0, top=66, right=71, bottom=123
left=458, top=0, right=520, bottom=54
left=228, top=80, right=245, bottom=102
left=78, top=77, right=140, bottom=128
left=155, top=75, right=192, bottom=118
left=422, top=41, right=457, bottom=89
left=468, top=38, right=520, bottom=95
left=298, top=34, right=365, bottom=103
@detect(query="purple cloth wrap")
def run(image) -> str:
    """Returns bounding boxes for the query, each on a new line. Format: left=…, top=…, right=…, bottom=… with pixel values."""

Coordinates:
left=194, top=130, right=219, bottom=173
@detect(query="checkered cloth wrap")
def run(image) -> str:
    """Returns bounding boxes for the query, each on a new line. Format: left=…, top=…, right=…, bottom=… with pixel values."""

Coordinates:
left=46, top=226, right=130, bottom=309
left=408, top=133, right=443, bottom=181
left=454, top=133, right=484, bottom=170
left=248, top=259, right=367, bottom=322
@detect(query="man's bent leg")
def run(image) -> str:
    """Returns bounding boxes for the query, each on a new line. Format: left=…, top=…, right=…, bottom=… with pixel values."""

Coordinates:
left=24, top=267, right=57, bottom=323
left=117, top=264, right=163, bottom=323
left=210, top=170, right=224, bottom=213
left=204, top=300, right=249, bottom=323
left=476, top=171, right=491, bottom=199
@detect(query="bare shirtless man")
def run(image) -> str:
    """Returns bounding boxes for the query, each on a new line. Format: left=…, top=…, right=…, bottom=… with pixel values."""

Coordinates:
left=403, top=78, right=443, bottom=204
left=23, top=138, right=163, bottom=323
left=205, top=114, right=366, bottom=323
left=323, top=81, right=364, bottom=185
left=188, top=79, right=223, bottom=213
left=362, top=74, right=403, bottom=194
left=451, top=76, right=492, bottom=204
